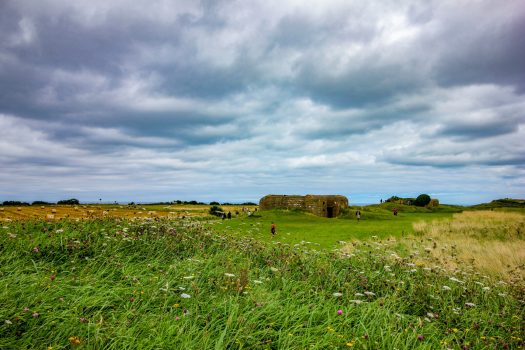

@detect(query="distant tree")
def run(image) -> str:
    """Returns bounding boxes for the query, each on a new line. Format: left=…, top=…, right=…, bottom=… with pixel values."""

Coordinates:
left=221, top=202, right=233, bottom=206
left=32, top=201, right=53, bottom=205
left=209, top=205, right=224, bottom=217
left=210, top=201, right=220, bottom=205
left=414, top=194, right=431, bottom=207
left=2, top=201, right=30, bottom=206
left=57, top=198, right=80, bottom=205
left=241, top=202, right=257, bottom=206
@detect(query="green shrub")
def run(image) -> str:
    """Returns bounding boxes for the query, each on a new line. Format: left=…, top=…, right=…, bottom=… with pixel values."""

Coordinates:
left=57, top=198, right=80, bottom=205
left=209, top=205, right=224, bottom=217
left=414, top=194, right=431, bottom=207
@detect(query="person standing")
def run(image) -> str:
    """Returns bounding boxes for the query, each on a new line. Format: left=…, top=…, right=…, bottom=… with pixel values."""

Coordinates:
left=271, top=222, right=276, bottom=236
left=355, top=209, right=361, bottom=222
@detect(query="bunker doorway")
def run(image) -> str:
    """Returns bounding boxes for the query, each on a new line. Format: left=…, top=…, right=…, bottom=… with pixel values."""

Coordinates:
left=327, top=206, right=334, bottom=218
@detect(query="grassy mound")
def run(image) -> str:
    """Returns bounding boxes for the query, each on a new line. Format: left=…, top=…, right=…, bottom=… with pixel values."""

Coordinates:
left=0, top=218, right=523, bottom=349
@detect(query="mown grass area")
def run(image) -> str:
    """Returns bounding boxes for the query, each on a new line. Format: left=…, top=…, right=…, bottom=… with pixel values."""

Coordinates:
left=1, top=217, right=523, bottom=349
left=212, top=205, right=462, bottom=249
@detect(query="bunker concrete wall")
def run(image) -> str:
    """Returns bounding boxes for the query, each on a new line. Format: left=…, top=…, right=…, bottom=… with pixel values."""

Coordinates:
left=259, top=194, right=349, bottom=218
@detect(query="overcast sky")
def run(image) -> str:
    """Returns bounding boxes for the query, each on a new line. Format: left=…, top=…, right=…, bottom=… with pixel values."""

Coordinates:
left=1, top=0, right=524, bottom=204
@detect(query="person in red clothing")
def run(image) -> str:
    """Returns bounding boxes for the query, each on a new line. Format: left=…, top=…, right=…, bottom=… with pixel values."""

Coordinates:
left=270, top=222, right=276, bottom=236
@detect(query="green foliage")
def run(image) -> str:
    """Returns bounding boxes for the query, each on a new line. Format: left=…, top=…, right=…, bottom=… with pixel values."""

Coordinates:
left=470, top=198, right=525, bottom=210
left=385, top=196, right=400, bottom=202
left=2, top=201, right=30, bottom=206
left=209, top=201, right=220, bottom=206
left=57, top=198, right=80, bottom=205
left=31, top=201, right=54, bottom=205
left=209, top=205, right=224, bottom=217
left=414, top=194, right=431, bottom=207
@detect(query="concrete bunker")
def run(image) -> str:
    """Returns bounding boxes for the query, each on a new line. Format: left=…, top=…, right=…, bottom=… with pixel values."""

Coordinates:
left=259, top=194, right=349, bottom=218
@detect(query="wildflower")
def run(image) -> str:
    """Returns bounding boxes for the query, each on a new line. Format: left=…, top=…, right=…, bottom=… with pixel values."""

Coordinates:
left=183, top=275, right=195, bottom=280
left=349, top=300, right=365, bottom=304
left=224, top=273, right=235, bottom=277
left=337, top=309, right=343, bottom=315
left=364, top=291, right=376, bottom=296
left=180, top=293, right=191, bottom=299
left=354, top=293, right=365, bottom=297
left=68, top=336, right=81, bottom=345
left=23, top=307, right=30, bottom=312
left=442, top=285, right=452, bottom=291
left=172, top=303, right=180, bottom=308
left=270, top=267, right=279, bottom=272
left=175, top=316, right=180, bottom=320
left=465, top=302, right=475, bottom=308
left=50, top=275, right=56, bottom=281
left=253, top=280, right=263, bottom=284
left=4, top=320, right=12, bottom=325
left=333, top=292, right=343, bottom=297
left=346, top=341, right=354, bottom=347
left=449, top=277, right=464, bottom=284
left=32, top=246, right=40, bottom=253
left=482, top=287, right=490, bottom=291
left=417, top=335, right=424, bottom=341
left=32, top=312, right=40, bottom=318
left=79, top=317, right=88, bottom=323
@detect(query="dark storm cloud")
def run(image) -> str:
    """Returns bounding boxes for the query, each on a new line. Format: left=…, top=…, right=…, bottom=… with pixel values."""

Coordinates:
left=435, top=121, right=519, bottom=140
left=1, top=0, right=524, bottom=203
left=428, top=3, right=525, bottom=91
left=385, top=153, right=525, bottom=169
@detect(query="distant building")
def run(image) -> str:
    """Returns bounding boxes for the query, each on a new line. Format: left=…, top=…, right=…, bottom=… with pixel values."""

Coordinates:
left=259, top=194, right=349, bottom=218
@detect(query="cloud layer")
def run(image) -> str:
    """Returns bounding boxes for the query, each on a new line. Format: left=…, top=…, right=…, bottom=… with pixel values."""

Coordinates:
left=1, top=0, right=524, bottom=204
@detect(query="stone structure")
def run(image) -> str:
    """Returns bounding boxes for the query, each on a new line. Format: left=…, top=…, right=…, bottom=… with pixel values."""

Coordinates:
left=259, top=194, right=349, bottom=218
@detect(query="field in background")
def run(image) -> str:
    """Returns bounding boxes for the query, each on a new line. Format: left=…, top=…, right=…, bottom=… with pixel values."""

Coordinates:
left=0, top=204, right=257, bottom=221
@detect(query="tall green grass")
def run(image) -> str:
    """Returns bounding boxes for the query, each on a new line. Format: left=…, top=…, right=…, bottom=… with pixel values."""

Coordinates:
left=0, top=218, right=523, bottom=349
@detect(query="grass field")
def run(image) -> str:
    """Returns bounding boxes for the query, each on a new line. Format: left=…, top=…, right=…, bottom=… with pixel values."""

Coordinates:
left=0, top=204, right=524, bottom=349
left=212, top=204, right=461, bottom=249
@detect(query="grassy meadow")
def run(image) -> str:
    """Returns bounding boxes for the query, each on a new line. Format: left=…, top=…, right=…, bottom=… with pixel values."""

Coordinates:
left=0, top=204, right=524, bottom=349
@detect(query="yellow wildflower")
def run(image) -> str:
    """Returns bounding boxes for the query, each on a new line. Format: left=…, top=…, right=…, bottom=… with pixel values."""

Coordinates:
left=68, top=336, right=81, bottom=345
